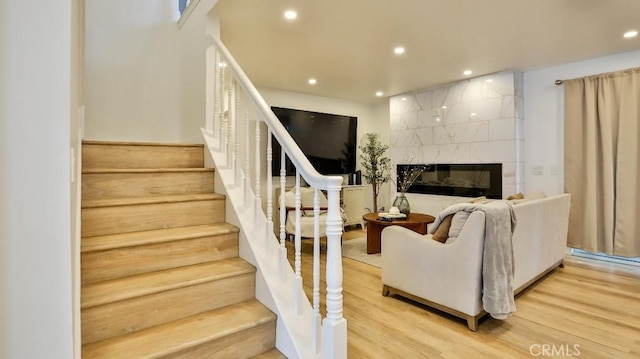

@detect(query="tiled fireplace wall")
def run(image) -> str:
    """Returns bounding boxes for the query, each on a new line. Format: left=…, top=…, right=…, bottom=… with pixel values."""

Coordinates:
left=389, top=71, right=524, bottom=208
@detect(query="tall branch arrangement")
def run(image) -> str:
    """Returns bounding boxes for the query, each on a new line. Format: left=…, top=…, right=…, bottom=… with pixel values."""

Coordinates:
left=358, top=133, right=391, bottom=213
left=395, top=165, right=427, bottom=194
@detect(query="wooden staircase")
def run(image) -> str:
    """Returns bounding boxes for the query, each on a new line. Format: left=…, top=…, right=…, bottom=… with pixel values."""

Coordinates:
left=80, top=141, right=283, bottom=358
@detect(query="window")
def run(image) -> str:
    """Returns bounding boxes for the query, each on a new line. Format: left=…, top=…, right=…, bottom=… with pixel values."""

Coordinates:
left=179, top=0, right=191, bottom=14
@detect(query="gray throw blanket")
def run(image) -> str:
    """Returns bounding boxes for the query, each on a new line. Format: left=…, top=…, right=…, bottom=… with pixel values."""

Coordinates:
left=430, top=201, right=517, bottom=319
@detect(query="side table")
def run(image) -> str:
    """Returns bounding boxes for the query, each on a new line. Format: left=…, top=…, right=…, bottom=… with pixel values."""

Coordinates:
left=362, top=212, right=435, bottom=254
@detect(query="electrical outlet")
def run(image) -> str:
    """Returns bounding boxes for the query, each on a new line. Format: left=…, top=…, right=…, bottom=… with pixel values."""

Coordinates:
left=532, top=165, right=544, bottom=175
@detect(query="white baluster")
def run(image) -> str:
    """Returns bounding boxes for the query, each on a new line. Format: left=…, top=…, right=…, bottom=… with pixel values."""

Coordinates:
left=293, top=172, right=303, bottom=315
left=205, top=46, right=214, bottom=132
left=226, top=77, right=233, bottom=167
left=244, top=111, right=251, bottom=203
left=234, top=82, right=241, bottom=185
left=323, top=185, right=347, bottom=358
left=212, top=50, right=220, bottom=139
left=279, top=150, right=288, bottom=279
left=266, top=128, right=274, bottom=245
left=312, top=188, right=321, bottom=353
left=218, top=60, right=226, bottom=151
left=254, top=117, right=261, bottom=220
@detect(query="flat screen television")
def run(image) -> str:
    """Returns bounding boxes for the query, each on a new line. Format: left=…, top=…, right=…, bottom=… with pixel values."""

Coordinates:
left=271, top=107, right=357, bottom=176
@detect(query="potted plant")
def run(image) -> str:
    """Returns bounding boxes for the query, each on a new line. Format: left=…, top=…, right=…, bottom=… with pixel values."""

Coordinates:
left=358, top=133, right=391, bottom=213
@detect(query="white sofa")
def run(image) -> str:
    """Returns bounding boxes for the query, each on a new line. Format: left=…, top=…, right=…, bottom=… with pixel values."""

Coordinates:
left=381, top=194, right=571, bottom=330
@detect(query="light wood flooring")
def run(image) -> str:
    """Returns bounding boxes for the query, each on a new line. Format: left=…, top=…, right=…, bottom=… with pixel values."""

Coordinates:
left=288, top=227, right=640, bottom=358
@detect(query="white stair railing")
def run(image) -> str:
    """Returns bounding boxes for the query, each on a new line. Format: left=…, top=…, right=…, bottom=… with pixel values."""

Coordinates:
left=203, top=36, right=347, bottom=359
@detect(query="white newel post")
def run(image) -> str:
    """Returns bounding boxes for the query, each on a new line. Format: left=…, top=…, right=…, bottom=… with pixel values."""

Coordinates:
left=323, top=184, right=347, bottom=359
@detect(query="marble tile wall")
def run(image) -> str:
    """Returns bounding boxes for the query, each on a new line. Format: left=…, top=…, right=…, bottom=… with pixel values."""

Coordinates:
left=389, top=71, right=524, bottom=201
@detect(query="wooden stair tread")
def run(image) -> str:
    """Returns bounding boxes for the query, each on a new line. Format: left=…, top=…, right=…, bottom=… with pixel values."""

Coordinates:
left=83, top=168, right=214, bottom=174
left=82, top=300, right=275, bottom=359
left=251, top=348, right=287, bottom=358
left=82, top=258, right=254, bottom=309
left=82, top=140, right=204, bottom=148
left=82, top=223, right=238, bottom=253
left=82, top=193, right=224, bottom=209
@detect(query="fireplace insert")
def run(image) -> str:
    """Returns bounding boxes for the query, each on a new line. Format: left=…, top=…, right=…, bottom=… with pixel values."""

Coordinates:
left=397, top=163, right=502, bottom=199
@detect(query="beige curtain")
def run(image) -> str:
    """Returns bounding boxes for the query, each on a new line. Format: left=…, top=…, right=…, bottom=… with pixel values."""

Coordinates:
left=564, top=68, right=640, bottom=257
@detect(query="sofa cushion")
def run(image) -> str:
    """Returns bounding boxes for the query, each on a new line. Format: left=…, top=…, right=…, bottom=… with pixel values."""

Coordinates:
left=432, top=214, right=453, bottom=243
left=506, top=192, right=524, bottom=200
left=447, top=211, right=470, bottom=242
left=469, top=196, right=488, bottom=203
left=527, top=191, right=547, bottom=199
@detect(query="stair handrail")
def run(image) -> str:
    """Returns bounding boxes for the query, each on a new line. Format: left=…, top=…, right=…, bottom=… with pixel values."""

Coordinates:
left=205, top=35, right=347, bottom=359
left=210, top=36, right=343, bottom=191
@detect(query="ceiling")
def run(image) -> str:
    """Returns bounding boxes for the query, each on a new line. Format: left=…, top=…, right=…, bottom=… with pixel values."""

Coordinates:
left=212, top=0, right=640, bottom=104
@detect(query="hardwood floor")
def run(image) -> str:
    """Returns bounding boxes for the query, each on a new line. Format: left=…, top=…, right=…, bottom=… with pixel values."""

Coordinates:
left=288, top=228, right=640, bottom=358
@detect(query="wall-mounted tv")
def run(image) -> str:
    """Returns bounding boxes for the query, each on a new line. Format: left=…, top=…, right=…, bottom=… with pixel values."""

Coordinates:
left=271, top=107, right=357, bottom=176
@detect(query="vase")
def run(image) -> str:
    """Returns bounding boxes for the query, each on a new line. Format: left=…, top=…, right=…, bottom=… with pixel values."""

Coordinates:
left=392, top=193, right=410, bottom=216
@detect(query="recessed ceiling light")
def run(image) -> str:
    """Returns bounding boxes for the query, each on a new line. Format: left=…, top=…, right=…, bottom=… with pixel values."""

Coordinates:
left=486, top=79, right=494, bottom=83
left=463, top=70, right=473, bottom=76
left=376, top=91, right=384, bottom=97
left=401, top=97, right=407, bottom=101
left=470, top=112, right=477, bottom=117
left=623, top=30, right=638, bottom=38
left=441, top=106, right=448, bottom=109
left=394, top=47, right=405, bottom=55
left=308, top=78, right=317, bottom=85
left=436, top=117, right=441, bottom=122
left=284, top=10, right=297, bottom=20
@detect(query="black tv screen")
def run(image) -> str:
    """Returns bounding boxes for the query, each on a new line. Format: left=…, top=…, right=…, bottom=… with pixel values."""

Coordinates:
left=271, top=107, right=357, bottom=175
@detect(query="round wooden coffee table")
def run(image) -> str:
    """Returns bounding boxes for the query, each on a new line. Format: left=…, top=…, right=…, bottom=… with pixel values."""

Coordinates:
left=362, top=212, right=435, bottom=254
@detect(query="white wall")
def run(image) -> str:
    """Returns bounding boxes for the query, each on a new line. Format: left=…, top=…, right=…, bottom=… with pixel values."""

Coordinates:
left=84, top=0, right=220, bottom=144
left=71, top=0, right=85, bottom=356
left=84, top=0, right=182, bottom=142
left=1, top=1, right=76, bottom=357
left=178, top=0, right=220, bottom=143
left=523, top=49, right=640, bottom=195
left=258, top=88, right=390, bottom=212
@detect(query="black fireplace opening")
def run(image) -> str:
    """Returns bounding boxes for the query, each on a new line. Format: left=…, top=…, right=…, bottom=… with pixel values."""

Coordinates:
left=398, top=163, right=503, bottom=199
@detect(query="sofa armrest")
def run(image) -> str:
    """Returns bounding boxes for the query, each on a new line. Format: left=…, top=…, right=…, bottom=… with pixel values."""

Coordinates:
left=381, top=211, right=486, bottom=316
left=511, top=194, right=571, bottom=289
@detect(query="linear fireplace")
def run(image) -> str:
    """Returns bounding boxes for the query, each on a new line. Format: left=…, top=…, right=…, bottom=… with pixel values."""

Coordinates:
left=398, top=163, right=503, bottom=199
